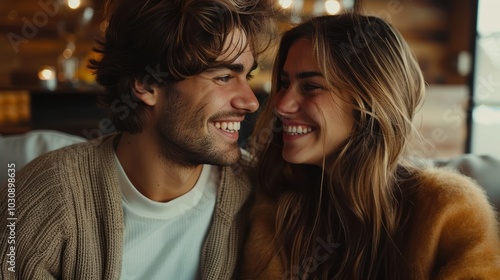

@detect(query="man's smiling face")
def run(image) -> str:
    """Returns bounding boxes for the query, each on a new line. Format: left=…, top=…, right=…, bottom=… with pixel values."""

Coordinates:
left=155, top=29, right=259, bottom=166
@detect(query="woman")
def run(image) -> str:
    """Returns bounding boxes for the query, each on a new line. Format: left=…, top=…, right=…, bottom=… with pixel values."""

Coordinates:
left=241, top=14, right=500, bottom=279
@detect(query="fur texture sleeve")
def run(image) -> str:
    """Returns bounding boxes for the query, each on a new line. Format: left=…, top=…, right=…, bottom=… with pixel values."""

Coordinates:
left=404, top=168, right=500, bottom=279
left=239, top=191, right=285, bottom=279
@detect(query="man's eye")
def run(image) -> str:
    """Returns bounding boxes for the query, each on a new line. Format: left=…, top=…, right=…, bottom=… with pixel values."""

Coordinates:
left=246, top=73, right=255, bottom=81
left=216, top=76, right=232, bottom=82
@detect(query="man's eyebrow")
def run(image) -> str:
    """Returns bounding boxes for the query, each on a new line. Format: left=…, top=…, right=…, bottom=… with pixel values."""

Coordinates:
left=209, top=60, right=258, bottom=74
left=281, top=70, right=323, bottom=79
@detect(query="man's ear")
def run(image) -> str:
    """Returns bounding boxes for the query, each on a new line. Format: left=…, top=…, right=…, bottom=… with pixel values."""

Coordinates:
left=132, top=80, right=158, bottom=106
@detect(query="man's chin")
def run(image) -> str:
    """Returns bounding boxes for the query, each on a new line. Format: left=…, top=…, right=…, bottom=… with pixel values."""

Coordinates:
left=212, top=145, right=241, bottom=166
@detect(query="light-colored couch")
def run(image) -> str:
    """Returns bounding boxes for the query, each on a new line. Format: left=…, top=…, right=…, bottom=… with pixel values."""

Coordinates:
left=0, top=130, right=86, bottom=184
left=1, top=130, right=499, bottom=211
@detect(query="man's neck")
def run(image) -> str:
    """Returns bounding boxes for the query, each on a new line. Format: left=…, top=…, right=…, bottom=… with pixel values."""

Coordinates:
left=115, top=132, right=204, bottom=202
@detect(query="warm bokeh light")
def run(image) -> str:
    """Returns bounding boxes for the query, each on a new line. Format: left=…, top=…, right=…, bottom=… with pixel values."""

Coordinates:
left=325, top=0, right=341, bottom=15
left=67, top=0, right=81, bottom=9
left=38, top=66, right=57, bottom=90
left=62, top=48, right=73, bottom=59
left=38, top=67, right=55, bottom=81
left=279, top=0, right=293, bottom=9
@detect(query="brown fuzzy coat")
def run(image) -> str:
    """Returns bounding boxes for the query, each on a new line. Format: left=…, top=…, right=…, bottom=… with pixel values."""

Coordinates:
left=240, top=168, right=500, bottom=279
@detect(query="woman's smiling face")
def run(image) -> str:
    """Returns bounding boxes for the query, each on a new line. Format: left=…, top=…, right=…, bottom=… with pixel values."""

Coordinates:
left=274, top=38, right=354, bottom=167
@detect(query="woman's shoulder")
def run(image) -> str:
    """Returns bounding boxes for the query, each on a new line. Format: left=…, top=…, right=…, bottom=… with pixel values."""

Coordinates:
left=406, top=165, right=499, bottom=238
left=406, top=166, right=498, bottom=227
left=401, top=166, right=500, bottom=277
left=402, top=165, right=500, bottom=243
left=411, top=166, right=492, bottom=209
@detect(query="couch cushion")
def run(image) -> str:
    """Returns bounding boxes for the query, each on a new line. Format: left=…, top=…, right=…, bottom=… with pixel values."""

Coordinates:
left=0, top=130, right=86, bottom=184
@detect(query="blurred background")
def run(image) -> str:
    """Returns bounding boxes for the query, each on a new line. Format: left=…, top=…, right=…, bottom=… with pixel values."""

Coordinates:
left=0, top=0, right=498, bottom=159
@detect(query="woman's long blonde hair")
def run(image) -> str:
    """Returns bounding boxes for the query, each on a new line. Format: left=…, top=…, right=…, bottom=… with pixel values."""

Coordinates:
left=249, top=14, right=425, bottom=279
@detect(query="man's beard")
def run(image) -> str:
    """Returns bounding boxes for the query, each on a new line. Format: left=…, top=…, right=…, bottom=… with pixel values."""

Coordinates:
left=155, top=87, right=241, bottom=168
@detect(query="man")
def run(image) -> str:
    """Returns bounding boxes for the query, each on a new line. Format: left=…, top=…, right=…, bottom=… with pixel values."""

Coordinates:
left=0, top=0, right=275, bottom=279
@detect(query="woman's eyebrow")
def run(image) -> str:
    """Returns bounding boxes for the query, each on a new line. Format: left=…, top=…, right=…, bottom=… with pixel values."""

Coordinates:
left=281, top=70, right=324, bottom=79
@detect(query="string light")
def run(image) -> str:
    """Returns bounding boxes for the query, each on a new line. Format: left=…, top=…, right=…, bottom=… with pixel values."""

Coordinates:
left=279, top=0, right=293, bottom=9
left=67, top=0, right=81, bottom=9
left=38, top=68, right=55, bottom=80
left=325, top=0, right=341, bottom=15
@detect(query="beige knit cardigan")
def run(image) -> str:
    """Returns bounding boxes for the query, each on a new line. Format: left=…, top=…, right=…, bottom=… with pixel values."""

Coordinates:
left=1, top=135, right=252, bottom=279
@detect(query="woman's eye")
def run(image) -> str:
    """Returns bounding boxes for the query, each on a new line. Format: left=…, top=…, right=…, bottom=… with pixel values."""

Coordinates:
left=302, top=84, right=321, bottom=91
left=246, top=73, right=254, bottom=81
left=280, top=81, right=290, bottom=90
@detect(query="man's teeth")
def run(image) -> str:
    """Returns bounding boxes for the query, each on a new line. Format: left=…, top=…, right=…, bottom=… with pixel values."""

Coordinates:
left=283, top=125, right=312, bottom=135
left=214, top=122, right=241, bottom=133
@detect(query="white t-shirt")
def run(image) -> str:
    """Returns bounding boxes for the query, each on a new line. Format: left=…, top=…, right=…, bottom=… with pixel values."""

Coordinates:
left=114, top=154, right=218, bottom=280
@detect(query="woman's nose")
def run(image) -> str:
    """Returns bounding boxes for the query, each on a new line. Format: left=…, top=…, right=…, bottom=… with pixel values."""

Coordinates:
left=274, top=88, right=299, bottom=116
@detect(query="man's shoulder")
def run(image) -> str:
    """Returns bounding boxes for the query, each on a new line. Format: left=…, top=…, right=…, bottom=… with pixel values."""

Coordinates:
left=15, top=135, right=117, bottom=188
left=26, top=136, right=110, bottom=167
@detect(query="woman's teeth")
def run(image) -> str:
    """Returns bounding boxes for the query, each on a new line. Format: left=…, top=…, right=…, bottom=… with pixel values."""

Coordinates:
left=283, top=125, right=312, bottom=135
left=214, top=121, right=241, bottom=133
